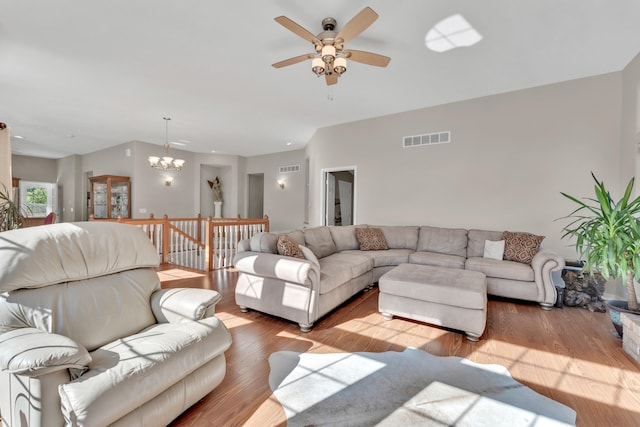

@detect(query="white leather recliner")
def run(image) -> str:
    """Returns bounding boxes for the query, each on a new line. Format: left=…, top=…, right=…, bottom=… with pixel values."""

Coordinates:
left=0, top=222, right=232, bottom=427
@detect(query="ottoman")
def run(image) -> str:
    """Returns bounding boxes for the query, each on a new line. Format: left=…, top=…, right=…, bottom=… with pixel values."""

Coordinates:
left=378, top=263, right=487, bottom=341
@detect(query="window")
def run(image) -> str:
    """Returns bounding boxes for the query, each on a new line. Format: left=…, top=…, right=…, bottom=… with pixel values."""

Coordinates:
left=19, top=181, right=57, bottom=218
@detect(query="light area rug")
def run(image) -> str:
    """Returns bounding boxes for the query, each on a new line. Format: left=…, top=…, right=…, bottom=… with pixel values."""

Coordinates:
left=268, top=347, right=576, bottom=427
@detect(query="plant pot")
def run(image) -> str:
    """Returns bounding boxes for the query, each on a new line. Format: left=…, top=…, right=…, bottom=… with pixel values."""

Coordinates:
left=605, top=299, right=640, bottom=337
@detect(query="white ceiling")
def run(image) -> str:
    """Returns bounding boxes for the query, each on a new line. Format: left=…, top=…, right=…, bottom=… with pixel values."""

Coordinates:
left=3, top=0, right=640, bottom=159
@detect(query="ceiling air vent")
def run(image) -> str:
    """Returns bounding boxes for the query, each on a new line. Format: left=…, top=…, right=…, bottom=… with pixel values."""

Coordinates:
left=403, top=131, right=451, bottom=148
left=279, top=164, right=301, bottom=173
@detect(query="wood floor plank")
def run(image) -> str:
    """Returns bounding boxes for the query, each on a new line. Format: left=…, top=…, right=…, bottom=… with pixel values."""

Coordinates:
left=163, top=266, right=640, bottom=427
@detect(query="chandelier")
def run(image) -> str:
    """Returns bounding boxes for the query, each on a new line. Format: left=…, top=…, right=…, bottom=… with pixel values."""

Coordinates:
left=148, top=117, right=185, bottom=171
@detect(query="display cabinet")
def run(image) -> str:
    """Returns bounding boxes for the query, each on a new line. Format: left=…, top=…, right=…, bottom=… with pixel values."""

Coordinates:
left=89, top=175, right=130, bottom=219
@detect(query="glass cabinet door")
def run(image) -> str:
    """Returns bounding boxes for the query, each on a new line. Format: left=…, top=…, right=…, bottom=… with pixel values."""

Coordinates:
left=92, top=182, right=108, bottom=219
left=110, top=180, right=129, bottom=218
left=90, top=175, right=131, bottom=219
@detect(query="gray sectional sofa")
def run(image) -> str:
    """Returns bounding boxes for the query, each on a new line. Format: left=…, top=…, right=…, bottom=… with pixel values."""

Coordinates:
left=234, top=225, right=564, bottom=332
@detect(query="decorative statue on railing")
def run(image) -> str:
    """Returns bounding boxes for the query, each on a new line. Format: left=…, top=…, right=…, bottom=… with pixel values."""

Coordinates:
left=208, top=177, right=223, bottom=202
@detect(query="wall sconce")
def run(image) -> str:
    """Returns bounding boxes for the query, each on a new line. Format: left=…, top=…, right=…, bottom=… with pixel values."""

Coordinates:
left=277, top=180, right=285, bottom=189
left=165, top=176, right=174, bottom=187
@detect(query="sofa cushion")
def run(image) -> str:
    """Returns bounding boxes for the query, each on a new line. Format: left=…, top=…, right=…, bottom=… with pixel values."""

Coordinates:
left=318, top=258, right=363, bottom=295
left=304, top=227, right=337, bottom=258
left=59, top=316, right=231, bottom=427
left=277, top=235, right=305, bottom=259
left=502, top=231, right=545, bottom=264
left=356, top=227, right=389, bottom=250
left=250, top=232, right=279, bottom=253
left=321, top=253, right=373, bottom=280
left=408, top=251, right=466, bottom=270
left=378, top=226, right=419, bottom=250
left=329, top=225, right=360, bottom=251
left=416, top=226, right=468, bottom=257
left=465, top=257, right=535, bottom=282
left=0, top=268, right=160, bottom=352
left=345, top=249, right=412, bottom=268
left=467, top=229, right=504, bottom=258
left=284, top=230, right=305, bottom=247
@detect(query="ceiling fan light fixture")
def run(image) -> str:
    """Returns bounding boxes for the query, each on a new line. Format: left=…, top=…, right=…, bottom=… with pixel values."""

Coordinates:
left=321, top=45, right=336, bottom=64
left=333, top=57, right=347, bottom=76
left=311, top=57, right=325, bottom=75
left=273, top=7, right=390, bottom=86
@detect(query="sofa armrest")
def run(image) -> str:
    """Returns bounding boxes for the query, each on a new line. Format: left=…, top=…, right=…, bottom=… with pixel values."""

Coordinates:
left=234, top=250, right=319, bottom=287
left=151, top=288, right=222, bottom=323
left=237, top=239, right=251, bottom=252
left=0, top=328, right=91, bottom=377
left=531, top=250, right=565, bottom=305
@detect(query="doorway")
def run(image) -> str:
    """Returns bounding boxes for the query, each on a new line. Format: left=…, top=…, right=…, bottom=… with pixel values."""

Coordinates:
left=248, top=173, right=264, bottom=218
left=321, top=167, right=356, bottom=226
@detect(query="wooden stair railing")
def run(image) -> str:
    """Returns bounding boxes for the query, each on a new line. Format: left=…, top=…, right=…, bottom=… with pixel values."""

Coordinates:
left=89, top=214, right=269, bottom=271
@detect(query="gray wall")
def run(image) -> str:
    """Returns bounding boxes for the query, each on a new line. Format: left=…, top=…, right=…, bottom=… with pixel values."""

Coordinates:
left=57, top=155, right=83, bottom=222
left=11, top=155, right=57, bottom=182
left=247, top=173, right=264, bottom=218
left=244, top=150, right=306, bottom=232
left=130, top=141, right=195, bottom=218
left=306, top=73, right=623, bottom=259
left=622, top=52, right=640, bottom=192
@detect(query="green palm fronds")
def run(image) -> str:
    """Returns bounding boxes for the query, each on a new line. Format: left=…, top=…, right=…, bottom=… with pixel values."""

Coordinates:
left=560, top=173, right=640, bottom=311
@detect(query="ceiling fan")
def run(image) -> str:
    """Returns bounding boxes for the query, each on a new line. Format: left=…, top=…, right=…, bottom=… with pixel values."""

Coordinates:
left=272, top=6, right=391, bottom=86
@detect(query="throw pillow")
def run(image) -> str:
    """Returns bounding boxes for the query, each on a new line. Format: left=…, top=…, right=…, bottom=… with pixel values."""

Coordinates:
left=277, top=234, right=305, bottom=259
left=502, top=231, right=545, bottom=264
left=356, top=227, right=389, bottom=251
left=483, top=240, right=505, bottom=260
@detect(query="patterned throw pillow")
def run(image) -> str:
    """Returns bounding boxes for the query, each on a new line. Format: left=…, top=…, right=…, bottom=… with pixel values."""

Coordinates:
left=502, top=231, right=544, bottom=264
left=277, top=234, right=305, bottom=259
left=356, top=227, right=389, bottom=251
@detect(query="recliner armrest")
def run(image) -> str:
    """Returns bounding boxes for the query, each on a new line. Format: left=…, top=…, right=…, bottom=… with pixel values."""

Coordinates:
left=0, top=328, right=91, bottom=377
left=151, top=288, right=222, bottom=323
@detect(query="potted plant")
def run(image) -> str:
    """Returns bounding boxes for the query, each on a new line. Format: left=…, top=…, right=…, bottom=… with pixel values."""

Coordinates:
left=0, top=183, right=27, bottom=231
left=560, top=173, right=640, bottom=336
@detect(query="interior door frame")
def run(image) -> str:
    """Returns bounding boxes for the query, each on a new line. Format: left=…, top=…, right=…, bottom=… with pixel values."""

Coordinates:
left=320, top=166, right=357, bottom=226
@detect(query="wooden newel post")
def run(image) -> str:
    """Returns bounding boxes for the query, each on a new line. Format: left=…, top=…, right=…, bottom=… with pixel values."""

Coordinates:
left=264, top=215, right=269, bottom=232
left=205, top=217, right=214, bottom=271
left=161, top=214, right=169, bottom=264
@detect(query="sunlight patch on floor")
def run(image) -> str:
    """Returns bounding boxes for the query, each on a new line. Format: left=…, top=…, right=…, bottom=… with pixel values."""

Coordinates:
left=214, top=311, right=254, bottom=329
left=332, top=316, right=640, bottom=415
left=333, top=314, right=449, bottom=348
left=475, top=342, right=640, bottom=411
left=157, top=268, right=205, bottom=282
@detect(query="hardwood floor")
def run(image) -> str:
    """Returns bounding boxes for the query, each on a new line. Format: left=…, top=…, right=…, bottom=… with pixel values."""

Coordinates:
left=159, top=266, right=640, bottom=427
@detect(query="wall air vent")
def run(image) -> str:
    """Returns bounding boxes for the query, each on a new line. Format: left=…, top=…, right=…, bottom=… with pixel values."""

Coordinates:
left=279, top=164, right=301, bottom=173
left=403, top=131, right=451, bottom=148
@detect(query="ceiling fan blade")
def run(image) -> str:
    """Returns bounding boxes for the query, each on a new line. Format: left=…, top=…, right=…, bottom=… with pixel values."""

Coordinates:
left=275, top=16, right=321, bottom=46
left=335, top=7, right=378, bottom=45
left=272, top=53, right=313, bottom=68
left=325, top=73, right=338, bottom=86
left=344, top=50, right=391, bottom=67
